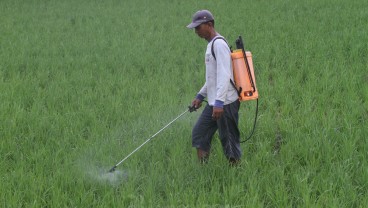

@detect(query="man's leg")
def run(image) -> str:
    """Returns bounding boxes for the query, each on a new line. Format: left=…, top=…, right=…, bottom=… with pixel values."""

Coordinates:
left=192, top=104, right=217, bottom=163
left=217, top=100, right=242, bottom=163
left=196, top=148, right=210, bottom=164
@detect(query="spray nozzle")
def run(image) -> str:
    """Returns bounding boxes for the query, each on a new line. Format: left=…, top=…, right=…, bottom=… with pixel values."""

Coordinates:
left=108, top=166, right=116, bottom=173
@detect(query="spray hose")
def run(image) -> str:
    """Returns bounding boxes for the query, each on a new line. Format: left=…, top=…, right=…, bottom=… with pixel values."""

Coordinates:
left=240, top=98, right=258, bottom=143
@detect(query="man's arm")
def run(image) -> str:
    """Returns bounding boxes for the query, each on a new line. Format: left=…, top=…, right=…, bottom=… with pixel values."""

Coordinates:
left=214, top=40, right=232, bottom=108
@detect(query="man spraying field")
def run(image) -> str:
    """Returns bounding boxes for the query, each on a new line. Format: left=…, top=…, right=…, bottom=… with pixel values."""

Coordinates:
left=187, top=10, right=242, bottom=165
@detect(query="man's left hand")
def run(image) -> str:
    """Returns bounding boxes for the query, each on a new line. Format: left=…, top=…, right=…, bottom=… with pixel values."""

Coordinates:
left=212, top=107, right=224, bottom=120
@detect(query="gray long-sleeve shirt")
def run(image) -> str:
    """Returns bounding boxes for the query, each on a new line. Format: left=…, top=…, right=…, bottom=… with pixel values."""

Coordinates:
left=197, top=35, right=238, bottom=107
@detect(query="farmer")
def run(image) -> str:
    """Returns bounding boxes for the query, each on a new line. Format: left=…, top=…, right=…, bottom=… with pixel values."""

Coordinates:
left=187, top=10, right=242, bottom=165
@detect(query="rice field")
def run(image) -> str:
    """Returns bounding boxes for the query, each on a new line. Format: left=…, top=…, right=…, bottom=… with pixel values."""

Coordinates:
left=1, top=0, right=367, bottom=207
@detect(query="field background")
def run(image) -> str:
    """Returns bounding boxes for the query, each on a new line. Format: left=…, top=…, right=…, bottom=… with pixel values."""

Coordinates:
left=1, top=0, right=367, bottom=207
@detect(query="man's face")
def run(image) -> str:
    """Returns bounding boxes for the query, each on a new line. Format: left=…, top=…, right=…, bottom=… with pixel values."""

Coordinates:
left=195, top=23, right=210, bottom=39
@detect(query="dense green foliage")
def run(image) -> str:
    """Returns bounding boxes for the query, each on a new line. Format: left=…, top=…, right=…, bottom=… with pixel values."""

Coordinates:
left=1, top=0, right=367, bottom=207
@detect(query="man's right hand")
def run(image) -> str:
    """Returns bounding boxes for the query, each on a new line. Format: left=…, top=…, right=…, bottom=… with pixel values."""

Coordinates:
left=191, top=99, right=203, bottom=110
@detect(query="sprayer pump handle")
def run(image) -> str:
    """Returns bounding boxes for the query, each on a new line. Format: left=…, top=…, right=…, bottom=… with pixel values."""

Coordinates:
left=188, top=105, right=197, bottom=113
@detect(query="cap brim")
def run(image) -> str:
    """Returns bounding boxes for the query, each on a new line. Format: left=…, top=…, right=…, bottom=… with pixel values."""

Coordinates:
left=186, top=22, right=202, bottom=29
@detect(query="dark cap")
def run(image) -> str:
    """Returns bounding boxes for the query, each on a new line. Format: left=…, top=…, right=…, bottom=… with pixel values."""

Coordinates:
left=186, top=10, right=214, bottom=29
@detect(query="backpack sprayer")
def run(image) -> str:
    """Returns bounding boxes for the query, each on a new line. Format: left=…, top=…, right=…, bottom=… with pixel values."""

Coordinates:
left=108, top=36, right=258, bottom=172
left=232, top=36, right=259, bottom=142
left=232, top=36, right=258, bottom=101
left=212, top=36, right=259, bottom=142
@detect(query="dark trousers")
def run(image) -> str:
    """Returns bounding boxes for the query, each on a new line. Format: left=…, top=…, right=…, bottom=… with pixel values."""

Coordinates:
left=192, top=100, right=242, bottom=160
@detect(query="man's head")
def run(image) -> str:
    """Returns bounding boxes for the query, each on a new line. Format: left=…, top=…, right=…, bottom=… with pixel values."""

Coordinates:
left=187, top=10, right=216, bottom=41
left=187, top=10, right=214, bottom=29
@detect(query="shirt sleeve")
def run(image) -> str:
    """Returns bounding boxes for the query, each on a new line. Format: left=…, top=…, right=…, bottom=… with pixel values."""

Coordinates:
left=213, top=40, right=232, bottom=107
left=198, top=81, right=207, bottom=98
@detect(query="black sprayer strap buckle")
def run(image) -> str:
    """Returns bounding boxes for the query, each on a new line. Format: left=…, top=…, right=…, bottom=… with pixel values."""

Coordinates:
left=230, top=79, right=242, bottom=97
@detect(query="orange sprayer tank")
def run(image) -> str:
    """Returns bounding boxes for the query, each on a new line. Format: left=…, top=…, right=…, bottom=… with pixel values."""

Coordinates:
left=231, top=49, right=258, bottom=101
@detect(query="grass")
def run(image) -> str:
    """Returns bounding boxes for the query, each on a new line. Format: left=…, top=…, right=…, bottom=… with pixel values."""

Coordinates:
left=1, top=0, right=367, bottom=207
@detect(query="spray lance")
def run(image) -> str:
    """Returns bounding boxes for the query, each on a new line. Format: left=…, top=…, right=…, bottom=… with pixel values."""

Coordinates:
left=108, top=105, right=197, bottom=173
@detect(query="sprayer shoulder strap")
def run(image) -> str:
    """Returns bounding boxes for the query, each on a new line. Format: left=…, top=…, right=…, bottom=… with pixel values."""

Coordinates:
left=211, top=37, right=229, bottom=61
left=211, top=37, right=241, bottom=97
